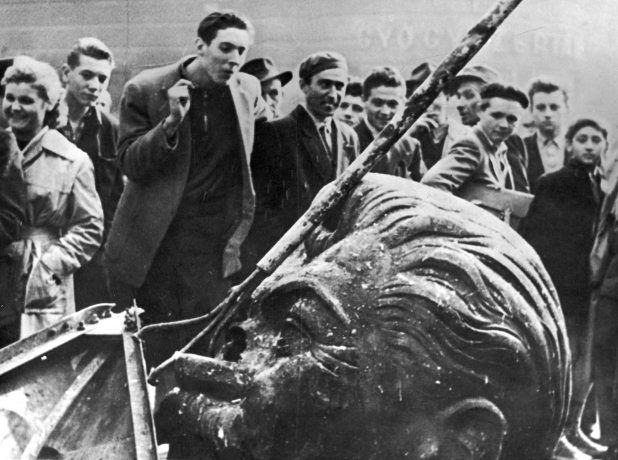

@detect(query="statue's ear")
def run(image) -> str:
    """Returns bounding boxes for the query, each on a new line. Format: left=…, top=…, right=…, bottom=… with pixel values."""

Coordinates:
left=438, top=398, right=507, bottom=460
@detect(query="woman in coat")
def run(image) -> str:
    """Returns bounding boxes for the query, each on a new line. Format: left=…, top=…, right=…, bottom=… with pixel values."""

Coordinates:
left=1, top=56, right=103, bottom=338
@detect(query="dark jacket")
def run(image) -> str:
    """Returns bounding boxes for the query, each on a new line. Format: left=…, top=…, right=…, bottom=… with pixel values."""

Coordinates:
left=524, top=132, right=567, bottom=192
left=246, top=105, right=358, bottom=267
left=354, top=119, right=425, bottom=181
left=590, top=175, right=618, bottom=299
left=521, top=160, right=602, bottom=319
left=0, top=131, right=26, bottom=247
left=105, top=57, right=269, bottom=286
left=524, top=133, right=545, bottom=191
left=58, top=107, right=122, bottom=236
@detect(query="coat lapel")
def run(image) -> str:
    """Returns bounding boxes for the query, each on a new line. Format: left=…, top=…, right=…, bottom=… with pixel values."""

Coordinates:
left=333, top=119, right=354, bottom=176
left=295, top=106, right=334, bottom=183
left=229, top=77, right=252, bottom=163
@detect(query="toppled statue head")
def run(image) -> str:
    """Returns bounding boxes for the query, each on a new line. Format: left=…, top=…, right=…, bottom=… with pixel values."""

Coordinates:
left=157, top=174, right=570, bottom=460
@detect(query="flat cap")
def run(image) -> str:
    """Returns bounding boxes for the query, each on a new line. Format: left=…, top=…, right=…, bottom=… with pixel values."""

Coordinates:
left=447, top=64, right=500, bottom=94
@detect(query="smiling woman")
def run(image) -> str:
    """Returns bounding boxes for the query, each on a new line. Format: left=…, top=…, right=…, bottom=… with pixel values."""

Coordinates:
left=0, top=56, right=103, bottom=339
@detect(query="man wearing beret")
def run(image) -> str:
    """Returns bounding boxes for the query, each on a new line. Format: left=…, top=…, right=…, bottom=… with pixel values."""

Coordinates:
left=105, top=12, right=269, bottom=362
left=422, top=83, right=529, bottom=199
left=448, top=64, right=530, bottom=192
left=245, top=51, right=359, bottom=269
left=240, top=57, right=292, bottom=119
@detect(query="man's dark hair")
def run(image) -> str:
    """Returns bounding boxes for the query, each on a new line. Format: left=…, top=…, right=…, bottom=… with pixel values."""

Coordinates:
left=346, top=80, right=362, bottom=98
left=527, top=79, right=568, bottom=107
left=565, top=118, right=608, bottom=144
left=362, top=66, right=405, bottom=100
left=66, top=37, right=114, bottom=69
left=480, top=82, right=529, bottom=110
left=197, top=11, right=254, bottom=45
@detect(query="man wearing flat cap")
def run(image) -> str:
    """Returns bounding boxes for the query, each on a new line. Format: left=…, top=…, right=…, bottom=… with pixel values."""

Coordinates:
left=241, top=57, right=292, bottom=119
left=244, top=51, right=359, bottom=270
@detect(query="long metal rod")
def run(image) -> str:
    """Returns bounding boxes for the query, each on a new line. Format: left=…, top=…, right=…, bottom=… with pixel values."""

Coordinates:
left=142, top=0, right=525, bottom=383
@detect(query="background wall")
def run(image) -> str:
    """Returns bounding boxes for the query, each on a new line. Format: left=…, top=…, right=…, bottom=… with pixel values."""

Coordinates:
left=0, top=0, right=615, bottom=136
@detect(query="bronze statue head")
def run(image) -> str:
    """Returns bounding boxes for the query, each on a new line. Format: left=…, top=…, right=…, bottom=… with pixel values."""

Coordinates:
left=157, top=174, right=570, bottom=460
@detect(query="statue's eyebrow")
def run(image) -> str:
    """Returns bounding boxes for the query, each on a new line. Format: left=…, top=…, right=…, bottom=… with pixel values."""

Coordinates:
left=260, top=277, right=351, bottom=326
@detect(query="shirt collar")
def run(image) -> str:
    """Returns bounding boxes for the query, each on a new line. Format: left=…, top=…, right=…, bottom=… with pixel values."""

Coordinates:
left=19, top=126, right=49, bottom=164
left=302, top=104, right=333, bottom=132
left=537, top=130, right=564, bottom=151
left=475, top=126, right=503, bottom=154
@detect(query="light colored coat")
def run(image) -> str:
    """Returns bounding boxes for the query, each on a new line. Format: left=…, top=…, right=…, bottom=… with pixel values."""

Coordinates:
left=11, top=127, right=103, bottom=328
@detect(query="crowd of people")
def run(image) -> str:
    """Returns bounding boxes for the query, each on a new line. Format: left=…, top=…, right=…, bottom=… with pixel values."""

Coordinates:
left=0, top=9, right=617, bottom=459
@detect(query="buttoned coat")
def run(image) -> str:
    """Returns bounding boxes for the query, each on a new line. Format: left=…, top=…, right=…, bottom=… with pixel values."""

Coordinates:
left=521, top=160, right=601, bottom=320
left=105, top=57, right=268, bottom=287
left=6, top=128, right=103, bottom=319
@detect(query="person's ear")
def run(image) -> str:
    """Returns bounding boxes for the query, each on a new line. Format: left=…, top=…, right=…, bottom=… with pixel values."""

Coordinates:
left=60, top=63, right=71, bottom=85
left=299, top=77, right=309, bottom=95
left=195, top=37, right=206, bottom=55
left=438, top=398, right=507, bottom=460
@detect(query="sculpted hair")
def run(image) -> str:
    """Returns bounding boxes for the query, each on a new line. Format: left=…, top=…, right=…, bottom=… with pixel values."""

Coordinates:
left=362, top=66, right=406, bottom=100
left=480, top=82, right=529, bottom=110
left=565, top=117, right=608, bottom=143
left=67, top=37, right=114, bottom=69
left=304, top=176, right=569, bottom=460
left=528, top=79, right=568, bottom=107
left=197, top=11, right=254, bottom=45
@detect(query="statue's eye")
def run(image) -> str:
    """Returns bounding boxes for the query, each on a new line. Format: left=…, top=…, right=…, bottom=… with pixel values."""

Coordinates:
left=275, top=313, right=314, bottom=358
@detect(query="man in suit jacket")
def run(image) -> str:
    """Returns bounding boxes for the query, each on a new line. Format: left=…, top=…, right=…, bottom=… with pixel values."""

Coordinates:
left=105, top=12, right=268, bottom=354
left=422, top=83, right=529, bottom=197
left=448, top=65, right=529, bottom=192
left=246, top=52, right=359, bottom=270
left=524, top=79, right=569, bottom=191
left=355, top=66, right=425, bottom=180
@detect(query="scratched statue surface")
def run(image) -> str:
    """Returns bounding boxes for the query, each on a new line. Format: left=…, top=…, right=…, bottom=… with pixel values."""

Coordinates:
left=156, top=174, right=570, bottom=460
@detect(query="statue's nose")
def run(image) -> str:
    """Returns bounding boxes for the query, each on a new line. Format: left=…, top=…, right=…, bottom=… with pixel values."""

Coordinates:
left=174, top=353, right=250, bottom=401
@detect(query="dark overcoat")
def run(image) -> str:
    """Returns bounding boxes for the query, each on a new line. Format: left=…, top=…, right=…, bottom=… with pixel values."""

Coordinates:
left=521, top=160, right=601, bottom=320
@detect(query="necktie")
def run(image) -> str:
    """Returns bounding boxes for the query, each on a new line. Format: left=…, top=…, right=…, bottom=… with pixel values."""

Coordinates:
left=319, top=124, right=332, bottom=157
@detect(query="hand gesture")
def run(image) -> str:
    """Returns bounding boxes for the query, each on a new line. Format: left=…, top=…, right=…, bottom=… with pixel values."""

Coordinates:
left=167, top=79, right=194, bottom=126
